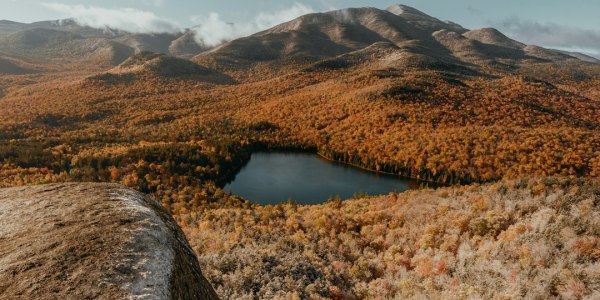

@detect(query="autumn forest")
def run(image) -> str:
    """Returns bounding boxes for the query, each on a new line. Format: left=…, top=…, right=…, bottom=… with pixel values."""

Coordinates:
left=0, top=3, right=599, bottom=299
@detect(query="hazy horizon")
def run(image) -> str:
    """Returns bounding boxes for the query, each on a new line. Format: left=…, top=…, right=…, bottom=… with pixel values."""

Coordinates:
left=1, top=1, right=599, bottom=57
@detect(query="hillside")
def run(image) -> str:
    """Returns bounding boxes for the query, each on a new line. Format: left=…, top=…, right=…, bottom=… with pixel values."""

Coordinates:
left=0, top=5, right=594, bottom=72
left=0, top=19, right=205, bottom=67
left=553, top=50, right=600, bottom=63
left=0, top=27, right=136, bottom=67
left=194, top=4, right=587, bottom=74
left=0, top=57, right=37, bottom=74
left=0, top=3, right=596, bottom=198
left=0, top=183, right=218, bottom=299
left=87, top=51, right=234, bottom=84
left=462, top=28, right=525, bottom=49
left=0, top=3, right=598, bottom=299
left=170, top=30, right=210, bottom=58
left=180, top=177, right=600, bottom=299
left=3, top=28, right=82, bottom=49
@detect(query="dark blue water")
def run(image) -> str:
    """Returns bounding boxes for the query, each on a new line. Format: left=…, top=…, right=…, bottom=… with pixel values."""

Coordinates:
left=224, top=152, right=418, bottom=205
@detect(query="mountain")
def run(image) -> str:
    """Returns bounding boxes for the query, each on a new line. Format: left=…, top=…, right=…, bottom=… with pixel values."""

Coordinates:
left=1, top=5, right=594, bottom=72
left=4, top=28, right=82, bottom=49
left=88, top=51, right=234, bottom=84
left=194, top=4, right=591, bottom=74
left=195, top=6, right=459, bottom=67
left=169, top=30, right=210, bottom=58
left=88, top=40, right=137, bottom=65
left=115, top=33, right=179, bottom=55
left=462, top=28, right=525, bottom=49
left=386, top=4, right=466, bottom=33
left=0, top=29, right=137, bottom=66
left=0, top=183, right=218, bottom=299
left=553, top=49, right=600, bottom=63
left=0, top=20, right=27, bottom=36
left=0, top=4, right=598, bottom=299
left=0, top=19, right=206, bottom=67
left=0, top=56, right=37, bottom=74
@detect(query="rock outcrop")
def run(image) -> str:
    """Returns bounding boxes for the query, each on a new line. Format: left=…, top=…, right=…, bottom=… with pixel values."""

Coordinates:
left=0, top=183, right=218, bottom=300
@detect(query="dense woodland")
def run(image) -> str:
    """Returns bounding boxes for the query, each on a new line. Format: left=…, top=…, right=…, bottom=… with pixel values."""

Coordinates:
left=182, top=177, right=600, bottom=299
left=0, top=56, right=599, bottom=298
left=1, top=64, right=598, bottom=190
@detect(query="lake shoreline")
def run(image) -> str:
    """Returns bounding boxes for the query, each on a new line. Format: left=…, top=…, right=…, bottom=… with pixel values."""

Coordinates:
left=224, top=152, right=421, bottom=205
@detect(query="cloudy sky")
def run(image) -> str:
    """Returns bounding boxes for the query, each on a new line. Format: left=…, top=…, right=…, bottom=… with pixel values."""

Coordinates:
left=1, top=0, right=599, bottom=57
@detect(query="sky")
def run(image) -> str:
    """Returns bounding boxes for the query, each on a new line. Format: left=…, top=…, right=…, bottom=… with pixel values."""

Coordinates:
left=1, top=0, right=599, bottom=57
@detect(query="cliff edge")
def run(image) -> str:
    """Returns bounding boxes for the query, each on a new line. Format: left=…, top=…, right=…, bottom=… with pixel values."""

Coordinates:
left=0, top=183, right=218, bottom=300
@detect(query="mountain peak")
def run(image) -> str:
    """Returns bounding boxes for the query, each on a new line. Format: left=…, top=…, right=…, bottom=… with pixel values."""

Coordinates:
left=0, top=20, right=25, bottom=25
left=463, top=27, right=525, bottom=49
left=386, top=4, right=466, bottom=33
left=386, top=4, right=427, bottom=16
left=112, top=51, right=214, bottom=77
left=88, top=51, right=234, bottom=84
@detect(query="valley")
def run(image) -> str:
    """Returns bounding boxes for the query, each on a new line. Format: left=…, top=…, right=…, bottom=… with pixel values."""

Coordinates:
left=0, top=3, right=598, bottom=299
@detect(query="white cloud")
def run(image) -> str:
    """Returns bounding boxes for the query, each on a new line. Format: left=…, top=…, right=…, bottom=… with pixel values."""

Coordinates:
left=254, top=3, right=314, bottom=30
left=493, top=17, right=600, bottom=59
left=41, top=2, right=317, bottom=47
left=190, top=3, right=314, bottom=46
left=317, top=0, right=341, bottom=11
left=42, top=3, right=179, bottom=33
left=130, top=0, right=164, bottom=7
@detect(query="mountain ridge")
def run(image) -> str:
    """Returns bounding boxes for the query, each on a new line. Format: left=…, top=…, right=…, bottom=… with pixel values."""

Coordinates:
left=0, top=4, right=598, bottom=299
left=193, top=4, right=595, bottom=76
left=0, top=18, right=204, bottom=66
left=86, top=51, right=234, bottom=85
left=0, top=4, right=597, bottom=72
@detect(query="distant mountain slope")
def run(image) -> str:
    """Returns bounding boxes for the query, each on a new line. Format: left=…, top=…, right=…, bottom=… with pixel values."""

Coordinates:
left=196, top=6, right=459, bottom=66
left=4, top=28, right=82, bottom=49
left=116, top=33, right=179, bottom=55
left=194, top=4, right=589, bottom=74
left=462, top=28, right=525, bottom=49
left=116, top=51, right=214, bottom=76
left=25, top=19, right=121, bottom=38
left=0, top=19, right=206, bottom=66
left=89, top=40, right=136, bottom=65
left=88, top=51, right=234, bottom=84
left=0, top=57, right=37, bottom=74
left=553, top=50, right=600, bottom=63
left=386, top=4, right=466, bottom=33
left=0, top=20, right=27, bottom=36
left=0, top=29, right=137, bottom=67
left=1, top=5, right=594, bottom=73
left=169, top=30, right=210, bottom=58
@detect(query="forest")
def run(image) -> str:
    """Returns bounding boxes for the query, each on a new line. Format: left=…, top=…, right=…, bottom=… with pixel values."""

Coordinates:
left=182, top=177, right=600, bottom=299
left=0, top=55, right=598, bottom=298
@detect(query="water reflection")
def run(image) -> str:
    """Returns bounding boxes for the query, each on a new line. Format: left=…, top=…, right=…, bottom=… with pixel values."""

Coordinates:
left=224, top=152, right=423, bottom=205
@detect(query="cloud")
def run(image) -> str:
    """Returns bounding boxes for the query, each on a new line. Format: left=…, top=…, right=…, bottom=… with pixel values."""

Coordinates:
left=129, top=0, right=164, bottom=7
left=317, top=0, right=341, bottom=11
left=42, top=3, right=179, bottom=33
left=493, top=17, right=600, bottom=58
left=190, top=3, right=314, bottom=46
left=42, top=2, right=318, bottom=47
left=254, top=3, right=314, bottom=30
left=466, top=6, right=483, bottom=17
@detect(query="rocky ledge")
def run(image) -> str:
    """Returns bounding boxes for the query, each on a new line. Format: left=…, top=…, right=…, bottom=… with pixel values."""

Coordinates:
left=0, top=183, right=218, bottom=299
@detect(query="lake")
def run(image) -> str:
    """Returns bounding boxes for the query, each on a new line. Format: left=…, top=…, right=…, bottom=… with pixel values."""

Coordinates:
left=224, top=152, right=419, bottom=205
